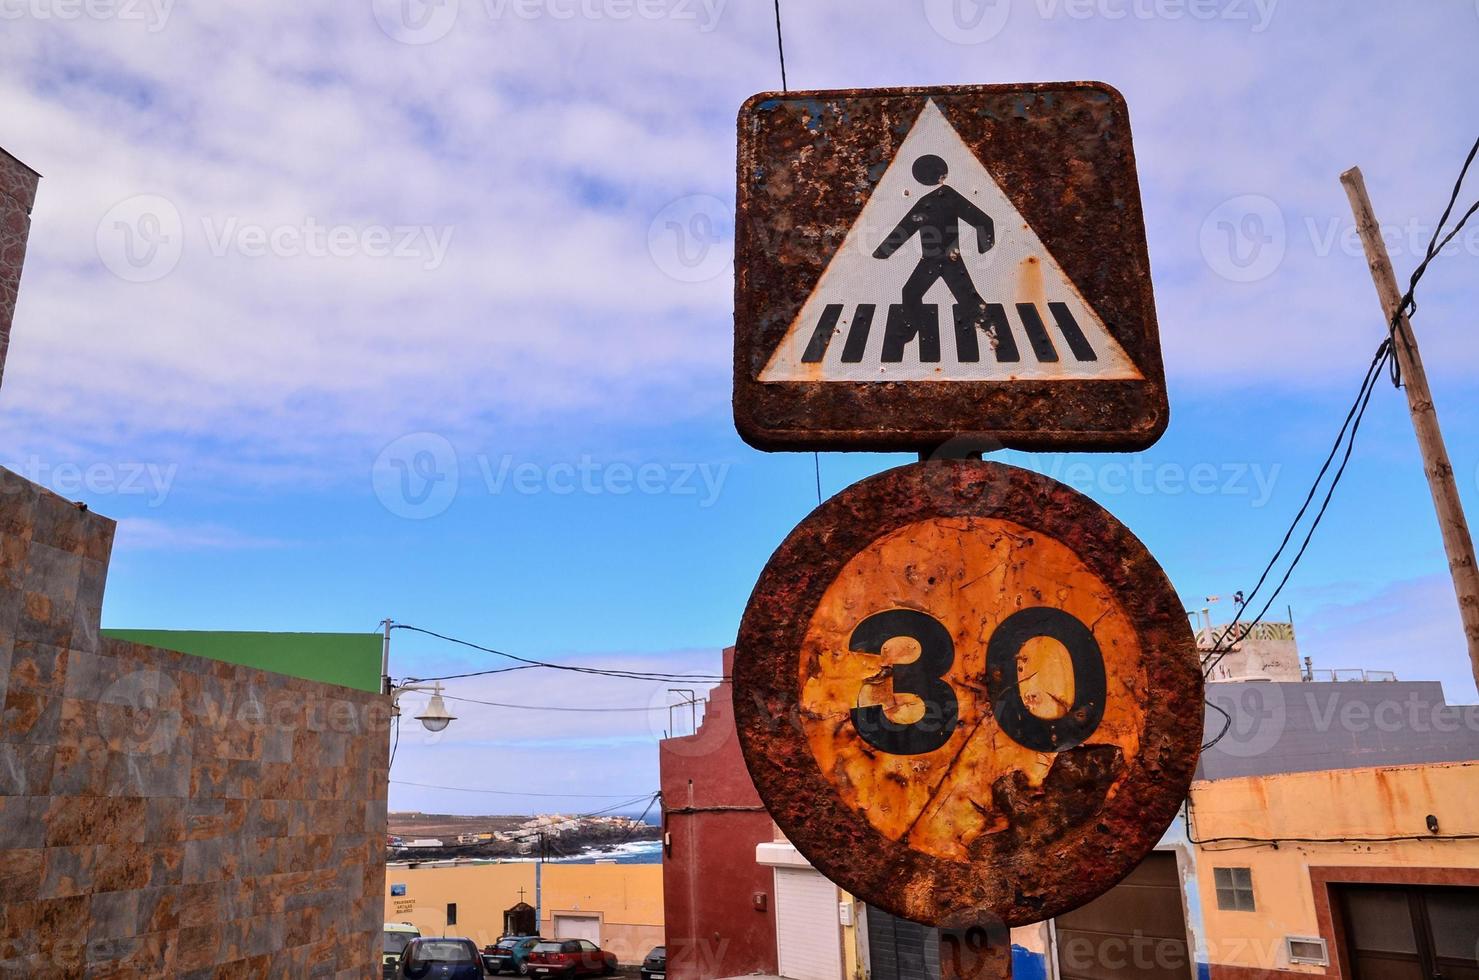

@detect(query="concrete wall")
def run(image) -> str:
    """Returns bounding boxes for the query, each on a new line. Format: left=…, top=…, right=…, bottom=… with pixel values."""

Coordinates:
left=660, top=648, right=779, bottom=980
left=0, top=148, right=39, bottom=391
left=1187, top=761, right=1479, bottom=978
left=383, top=862, right=537, bottom=946
left=541, top=864, right=664, bottom=964
left=0, top=466, right=390, bottom=976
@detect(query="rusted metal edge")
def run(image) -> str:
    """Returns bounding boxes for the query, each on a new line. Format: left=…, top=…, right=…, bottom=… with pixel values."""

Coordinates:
left=733, top=83, right=1167, bottom=454
left=733, top=460, right=1201, bottom=926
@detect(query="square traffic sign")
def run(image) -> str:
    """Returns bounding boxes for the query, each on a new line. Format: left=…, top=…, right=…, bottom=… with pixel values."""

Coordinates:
left=733, top=83, right=1168, bottom=454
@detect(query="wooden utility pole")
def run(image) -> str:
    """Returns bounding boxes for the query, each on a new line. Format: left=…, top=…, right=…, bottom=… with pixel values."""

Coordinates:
left=1341, top=166, right=1479, bottom=693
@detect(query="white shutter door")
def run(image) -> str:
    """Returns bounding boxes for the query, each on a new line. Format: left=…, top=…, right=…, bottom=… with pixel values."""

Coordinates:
left=553, top=915, right=601, bottom=944
left=774, top=867, right=843, bottom=980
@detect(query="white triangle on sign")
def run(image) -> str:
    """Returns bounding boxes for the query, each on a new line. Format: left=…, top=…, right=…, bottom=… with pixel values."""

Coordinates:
left=759, top=99, right=1143, bottom=383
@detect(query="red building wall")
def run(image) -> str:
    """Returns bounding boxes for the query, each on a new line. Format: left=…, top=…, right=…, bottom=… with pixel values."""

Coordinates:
left=660, top=648, right=778, bottom=980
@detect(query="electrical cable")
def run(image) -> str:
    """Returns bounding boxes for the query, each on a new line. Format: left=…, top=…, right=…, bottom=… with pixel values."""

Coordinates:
left=1200, top=697, right=1232, bottom=752
left=389, top=712, right=401, bottom=770
left=1199, top=139, right=1479, bottom=743
left=1385, top=135, right=1479, bottom=387
left=772, top=0, right=788, bottom=92
left=1203, top=339, right=1390, bottom=678
left=393, top=624, right=726, bottom=685
left=1201, top=339, right=1390, bottom=680
left=438, top=692, right=668, bottom=713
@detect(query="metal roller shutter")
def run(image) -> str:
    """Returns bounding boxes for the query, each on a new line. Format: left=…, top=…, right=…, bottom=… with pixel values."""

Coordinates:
left=775, top=867, right=843, bottom=980
left=1054, top=851, right=1191, bottom=980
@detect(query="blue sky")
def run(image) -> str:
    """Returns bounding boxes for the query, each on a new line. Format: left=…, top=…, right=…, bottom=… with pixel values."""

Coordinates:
left=2, top=0, right=1478, bottom=814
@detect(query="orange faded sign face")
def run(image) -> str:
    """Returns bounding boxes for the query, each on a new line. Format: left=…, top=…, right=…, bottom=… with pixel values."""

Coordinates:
left=798, top=515, right=1146, bottom=864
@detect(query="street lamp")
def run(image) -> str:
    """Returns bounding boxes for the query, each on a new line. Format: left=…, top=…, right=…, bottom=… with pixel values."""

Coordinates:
left=389, top=681, right=457, bottom=734
left=381, top=618, right=458, bottom=734
left=413, top=684, right=456, bottom=733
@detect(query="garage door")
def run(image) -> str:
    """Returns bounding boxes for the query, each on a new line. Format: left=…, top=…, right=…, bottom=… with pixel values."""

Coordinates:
left=774, top=867, right=843, bottom=980
left=866, top=904, right=939, bottom=980
left=1337, top=885, right=1479, bottom=980
left=554, top=914, right=601, bottom=944
left=1054, top=851, right=1190, bottom=980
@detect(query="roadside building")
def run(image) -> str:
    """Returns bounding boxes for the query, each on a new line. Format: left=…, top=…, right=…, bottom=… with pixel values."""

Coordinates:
left=660, top=647, right=780, bottom=980
left=382, top=861, right=664, bottom=963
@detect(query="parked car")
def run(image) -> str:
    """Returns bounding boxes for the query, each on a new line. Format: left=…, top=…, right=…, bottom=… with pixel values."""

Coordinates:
left=484, top=935, right=543, bottom=975
left=395, top=937, right=486, bottom=979
left=526, top=939, right=618, bottom=978
left=640, top=945, right=666, bottom=980
left=383, top=922, right=422, bottom=979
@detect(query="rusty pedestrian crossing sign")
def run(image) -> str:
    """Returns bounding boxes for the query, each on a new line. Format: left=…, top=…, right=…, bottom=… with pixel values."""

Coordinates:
left=734, top=83, right=1168, bottom=453
left=733, top=461, right=1203, bottom=928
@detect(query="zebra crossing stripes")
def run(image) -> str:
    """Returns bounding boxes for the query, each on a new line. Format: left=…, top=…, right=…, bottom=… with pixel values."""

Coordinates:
left=801, top=301, right=1101, bottom=368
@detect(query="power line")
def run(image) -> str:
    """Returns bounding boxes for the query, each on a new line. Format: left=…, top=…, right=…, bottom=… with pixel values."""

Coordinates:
left=439, top=692, right=665, bottom=713
left=772, top=0, right=788, bottom=92
left=1201, top=140, right=1479, bottom=736
left=1385, top=135, right=1479, bottom=387
left=393, top=624, right=726, bottom=684
left=1201, top=339, right=1390, bottom=682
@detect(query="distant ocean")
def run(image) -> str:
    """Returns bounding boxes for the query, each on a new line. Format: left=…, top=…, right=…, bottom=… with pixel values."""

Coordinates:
left=551, top=839, right=662, bottom=865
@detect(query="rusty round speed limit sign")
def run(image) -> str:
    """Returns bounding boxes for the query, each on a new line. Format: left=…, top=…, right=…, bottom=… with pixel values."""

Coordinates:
left=733, top=460, right=1202, bottom=927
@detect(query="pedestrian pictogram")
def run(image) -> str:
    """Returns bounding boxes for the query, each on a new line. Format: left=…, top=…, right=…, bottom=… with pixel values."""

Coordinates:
left=733, top=460, right=1202, bottom=928
left=760, top=100, right=1141, bottom=383
left=734, top=83, right=1168, bottom=453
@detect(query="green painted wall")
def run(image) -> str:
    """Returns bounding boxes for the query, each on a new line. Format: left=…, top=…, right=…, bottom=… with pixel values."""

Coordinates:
left=101, top=629, right=383, bottom=693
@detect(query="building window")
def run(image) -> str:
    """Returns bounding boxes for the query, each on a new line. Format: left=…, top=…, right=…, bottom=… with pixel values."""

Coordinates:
left=1214, top=867, right=1255, bottom=911
left=447, top=902, right=458, bottom=926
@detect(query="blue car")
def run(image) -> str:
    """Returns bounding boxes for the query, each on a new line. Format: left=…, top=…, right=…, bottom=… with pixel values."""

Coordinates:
left=485, top=936, right=544, bottom=976
left=395, top=937, right=486, bottom=979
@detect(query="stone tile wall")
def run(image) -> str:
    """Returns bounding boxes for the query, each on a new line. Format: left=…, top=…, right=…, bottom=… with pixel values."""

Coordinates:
left=0, top=149, right=39, bottom=391
left=0, top=466, right=390, bottom=977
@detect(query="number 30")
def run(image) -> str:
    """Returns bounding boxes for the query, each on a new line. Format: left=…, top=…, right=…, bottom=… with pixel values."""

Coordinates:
left=846, top=607, right=1108, bottom=756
